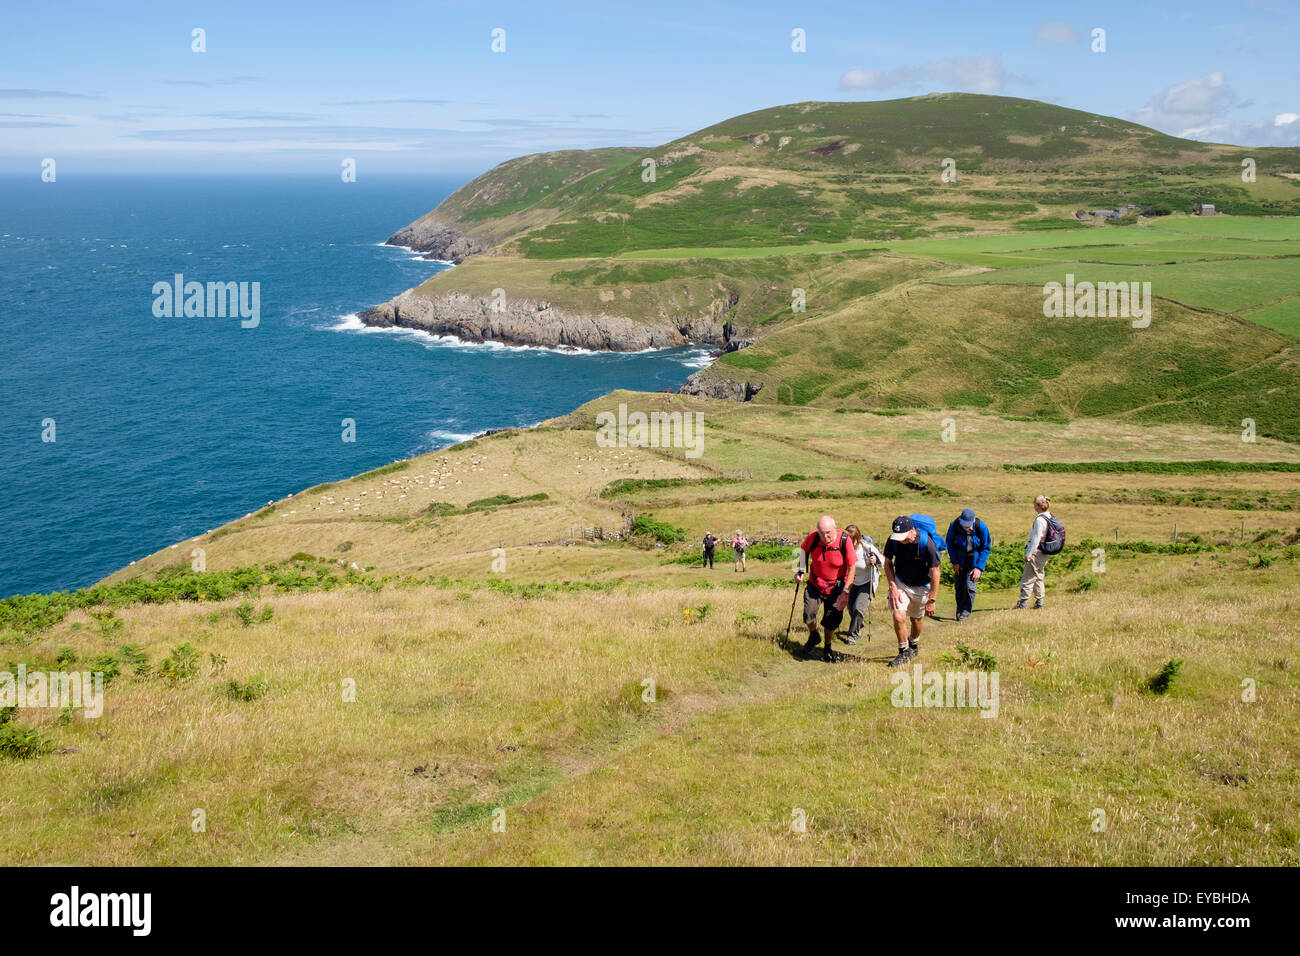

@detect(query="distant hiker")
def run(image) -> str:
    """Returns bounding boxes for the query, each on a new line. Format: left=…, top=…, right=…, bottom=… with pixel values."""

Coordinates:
left=796, top=516, right=856, bottom=662
left=702, top=531, right=718, bottom=569
left=843, top=524, right=884, bottom=645
left=883, top=515, right=941, bottom=667
left=945, top=508, right=992, bottom=622
left=1017, top=495, right=1063, bottom=609
left=732, top=529, right=749, bottom=572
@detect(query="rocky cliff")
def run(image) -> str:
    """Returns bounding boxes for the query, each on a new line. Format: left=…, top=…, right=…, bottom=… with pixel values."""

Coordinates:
left=386, top=217, right=489, bottom=263
left=358, top=289, right=732, bottom=353
left=678, top=368, right=763, bottom=401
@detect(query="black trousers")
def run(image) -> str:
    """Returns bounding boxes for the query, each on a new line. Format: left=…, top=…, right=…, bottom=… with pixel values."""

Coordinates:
left=955, top=565, right=978, bottom=615
left=703, top=549, right=714, bottom=568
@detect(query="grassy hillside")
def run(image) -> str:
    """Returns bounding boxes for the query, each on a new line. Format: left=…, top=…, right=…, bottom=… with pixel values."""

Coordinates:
left=413, top=93, right=1300, bottom=259
left=694, top=216, right=1300, bottom=440
left=4, top=398, right=1299, bottom=864
left=379, top=96, right=1299, bottom=443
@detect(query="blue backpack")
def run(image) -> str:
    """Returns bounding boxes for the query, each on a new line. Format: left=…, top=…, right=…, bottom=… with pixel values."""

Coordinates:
left=909, top=513, right=948, bottom=555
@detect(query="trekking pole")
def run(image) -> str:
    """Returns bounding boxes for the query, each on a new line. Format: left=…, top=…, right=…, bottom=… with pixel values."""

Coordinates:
left=867, top=590, right=872, bottom=642
left=785, top=576, right=803, bottom=641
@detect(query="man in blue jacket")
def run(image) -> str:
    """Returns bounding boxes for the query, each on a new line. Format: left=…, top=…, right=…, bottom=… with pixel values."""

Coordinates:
left=946, top=508, right=991, bottom=622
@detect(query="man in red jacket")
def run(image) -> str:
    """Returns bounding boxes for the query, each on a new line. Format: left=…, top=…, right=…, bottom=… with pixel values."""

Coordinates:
left=796, top=515, right=856, bottom=663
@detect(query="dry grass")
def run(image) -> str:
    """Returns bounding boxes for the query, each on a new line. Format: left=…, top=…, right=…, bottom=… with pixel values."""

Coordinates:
left=6, top=401, right=1298, bottom=865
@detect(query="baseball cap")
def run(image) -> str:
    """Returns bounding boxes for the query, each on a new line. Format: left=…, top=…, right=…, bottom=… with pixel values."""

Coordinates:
left=889, top=515, right=914, bottom=541
left=958, top=508, right=976, bottom=528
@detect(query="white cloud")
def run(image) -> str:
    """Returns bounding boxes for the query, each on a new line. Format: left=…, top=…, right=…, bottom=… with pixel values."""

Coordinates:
left=1033, top=20, right=1081, bottom=44
left=1129, top=71, right=1299, bottom=146
left=1129, top=70, right=1238, bottom=135
left=838, top=55, right=1029, bottom=94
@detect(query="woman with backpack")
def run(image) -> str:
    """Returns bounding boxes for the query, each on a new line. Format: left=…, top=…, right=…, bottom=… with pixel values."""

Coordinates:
left=1017, top=495, right=1063, bottom=609
left=842, top=524, right=884, bottom=645
left=732, top=529, right=749, bottom=572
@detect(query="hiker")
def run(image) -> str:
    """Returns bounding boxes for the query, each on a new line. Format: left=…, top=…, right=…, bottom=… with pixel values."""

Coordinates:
left=882, top=515, right=941, bottom=667
left=1017, top=495, right=1061, bottom=609
left=702, top=531, right=717, bottom=569
left=945, top=508, right=992, bottom=622
left=795, top=515, right=855, bottom=662
left=842, top=524, right=884, bottom=645
left=732, top=529, right=749, bottom=572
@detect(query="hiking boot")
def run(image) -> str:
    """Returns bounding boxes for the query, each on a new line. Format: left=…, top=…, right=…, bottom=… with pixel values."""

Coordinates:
left=956, top=611, right=970, bottom=622
left=1014, top=600, right=1027, bottom=609
left=824, top=647, right=840, bottom=663
left=1033, top=600, right=1044, bottom=610
left=801, top=632, right=821, bottom=656
left=887, top=647, right=913, bottom=668
left=841, top=632, right=858, bottom=645
left=908, top=638, right=919, bottom=654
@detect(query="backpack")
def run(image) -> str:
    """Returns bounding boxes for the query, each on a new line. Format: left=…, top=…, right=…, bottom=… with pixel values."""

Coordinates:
left=909, top=514, right=948, bottom=555
left=1039, top=515, right=1066, bottom=555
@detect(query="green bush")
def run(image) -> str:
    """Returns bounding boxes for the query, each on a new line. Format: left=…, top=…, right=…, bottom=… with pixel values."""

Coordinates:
left=117, top=643, right=150, bottom=677
left=0, top=722, right=52, bottom=760
left=236, top=601, right=274, bottom=626
left=85, top=652, right=122, bottom=684
left=599, top=477, right=732, bottom=498
left=222, top=674, right=270, bottom=702
left=631, top=514, right=687, bottom=544
left=158, top=643, right=201, bottom=685
left=936, top=644, right=998, bottom=671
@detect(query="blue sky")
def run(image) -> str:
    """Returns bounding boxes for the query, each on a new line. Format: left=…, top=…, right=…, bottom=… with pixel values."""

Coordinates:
left=1, top=0, right=1296, bottom=175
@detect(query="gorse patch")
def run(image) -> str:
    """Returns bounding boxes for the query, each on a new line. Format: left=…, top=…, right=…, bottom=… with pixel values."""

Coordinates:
left=158, top=643, right=202, bottom=685
left=0, top=723, right=51, bottom=760
left=631, top=514, right=687, bottom=544
left=936, top=644, right=998, bottom=672
left=222, top=674, right=270, bottom=702
left=235, top=601, right=274, bottom=627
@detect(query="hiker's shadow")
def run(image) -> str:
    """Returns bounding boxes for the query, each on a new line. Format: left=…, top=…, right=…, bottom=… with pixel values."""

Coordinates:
left=772, top=634, right=875, bottom=666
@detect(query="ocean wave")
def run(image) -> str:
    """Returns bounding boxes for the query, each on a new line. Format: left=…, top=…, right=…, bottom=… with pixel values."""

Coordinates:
left=678, top=348, right=716, bottom=368
left=426, top=429, right=482, bottom=446
left=328, top=313, right=611, bottom=356
left=376, top=241, right=455, bottom=266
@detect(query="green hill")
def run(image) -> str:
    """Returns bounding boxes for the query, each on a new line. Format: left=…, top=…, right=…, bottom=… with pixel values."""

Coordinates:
left=394, top=93, right=1300, bottom=260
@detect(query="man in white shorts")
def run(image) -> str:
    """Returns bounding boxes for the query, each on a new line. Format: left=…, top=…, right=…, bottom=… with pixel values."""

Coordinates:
left=882, top=515, right=942, bottom=668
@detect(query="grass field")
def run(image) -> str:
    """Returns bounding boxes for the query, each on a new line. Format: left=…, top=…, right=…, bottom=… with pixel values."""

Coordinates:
left=3, top=397, right=1298, bottom=865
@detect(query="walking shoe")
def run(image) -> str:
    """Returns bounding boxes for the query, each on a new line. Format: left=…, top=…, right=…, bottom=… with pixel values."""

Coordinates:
left=1033, top=600, right=1044, bottom=610
left=887, top=647, right=912, bottom=667
left=956, top=611, right=970, bottom=622
left=841, top=633, right=858, bottom=645
left=1014, top=600, right=1027, bottom=609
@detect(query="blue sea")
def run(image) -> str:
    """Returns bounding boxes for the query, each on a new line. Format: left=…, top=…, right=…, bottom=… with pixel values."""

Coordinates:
left=0, top=175, right=709, bottom=596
